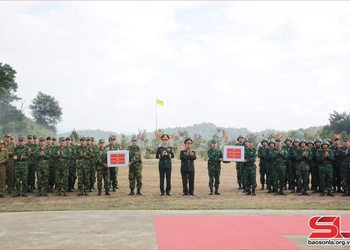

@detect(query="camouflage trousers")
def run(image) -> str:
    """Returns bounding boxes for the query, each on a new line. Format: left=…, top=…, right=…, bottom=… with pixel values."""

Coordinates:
left=319, top=164, right=333, bottom=192
left=284, top=161, right=290, bottom=188
left=89, top=162, right=96, bottom=189
left=129, top=166, right=142, bottom=189
left=68, top=160, right=77, bottom=189
left=97, top=165, right=110, bottom=190
left=310, top=162, right=320, bottom=190
left=49, top=164, right=56, bottom=189
left=15, top=162, right=28, bottom=194
left=243, top=164, right=257, bottom=192
left=259, top=160, right=267, bottom=185
left=341, top=164, right=350, bottom=192
left=77, top=160, right=90, bottom=192
left=208, top=167, right=221, bottom=188
left=236, top=162, right=244, bottom=187
left=56, top=160, right=69, bottom=193
left=109, top=167, right=119, bottom=189
left=273, top=164, right=285, bottom=192
left=36, top=160, right=49, bottom=192
left=266, top=162, right=274, bottom=189
left=289, top=162, right=297, bottom=190
left=28, top=163, right=36, bottom=190
left=296, top=163, right=309, bottom=191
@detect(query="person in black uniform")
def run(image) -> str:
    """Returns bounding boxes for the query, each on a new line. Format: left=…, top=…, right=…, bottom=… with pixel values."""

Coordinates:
left=156, top=134, right=174, bottom=196
left=180, top=138, right=196, bottom=196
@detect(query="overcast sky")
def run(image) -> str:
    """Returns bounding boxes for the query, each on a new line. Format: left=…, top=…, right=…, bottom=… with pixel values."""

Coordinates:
left=1, top=1, right=350, bottom=134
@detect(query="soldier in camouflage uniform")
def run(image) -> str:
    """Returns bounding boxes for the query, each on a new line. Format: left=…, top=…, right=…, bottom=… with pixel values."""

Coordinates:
left=4, top=133, right=15, bottom=194
left=316, top=140, right=335, bottom=196
left=127, top=136, right=143, bottom=195
left=330, top=137, right=342, bottom=193
left=310, top=138, right=322, bottom=193
left=35, top=137, right=51, bottom=196
left=46, top=137, right=56, bottom=192
left=340, top=138, right=350, bottom=197
left=96, top=139, right=110, bottom=196
left=288, top=139, right=299, bottom=193
left=105, top=135, right=119, bottom=192
left=66, top=138, right=77, bottom=192
left=283, top=138, right=292, bottom=190
left=0, top=140, right=9, bottom=198
left=77, top=137, right=93, bottom=196
left=13, top=137, right=31, bottom=197
left=27, top=135, right=38, bottom=192
left=243, top=138, right=257, bottom=196
left=55, top=137, right=72, bottom=196
left=258, top=139, right=268, bottom=190
left=271, top=138, right=288, bottom=196
left=295, top=140, right=312, bottom=196
left=89, top=137, right=98, bottom=191
left=266, top=140, right=275, bottom=193
left=235, top=135, right=245, bottom=190
left=207, top=139, right=223, bottom=195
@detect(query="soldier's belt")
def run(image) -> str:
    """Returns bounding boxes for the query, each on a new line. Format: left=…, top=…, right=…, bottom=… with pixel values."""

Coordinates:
left=322, top=161, right=331, bottom=164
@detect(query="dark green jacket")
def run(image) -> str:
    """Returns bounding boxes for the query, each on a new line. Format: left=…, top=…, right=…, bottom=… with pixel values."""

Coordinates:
left=156, top=146, right=174, bottom=170
left=180, top=150, right=196, bottom=171
left=207, top=148, right=222, bottom=170
left=128, top=145, right=142, bottom=169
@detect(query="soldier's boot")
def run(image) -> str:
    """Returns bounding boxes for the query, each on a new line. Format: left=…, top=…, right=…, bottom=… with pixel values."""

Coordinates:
left=105, top=189, right=111, bottom=196
left=274, top=190, right=279, bottom=196
left=67, top=186, right=73, bottom=192
left=22, top=192, right=28, bottom=197
left=43, top=189, right=48, bottom=197
left=35, top=191, right=42, bottom=197
left=98, top=189, right=102, bottom=196
left=63, top=191, right=68, bottom=196
left=209, top=187, right=213, bottom=195
left=238, top=183, right=242, bottom=190
left=251, top=189, right=256, bottom=196
left=302, top=190, right=310, bottom=196
left=215, top=187, right=220, bottom=195
left=337, top=187, right=343, bottom=193
left=77, top=190, right=83, bottom=196
left=245, top=190, right=251, bottom=195
left=137, top=188, right=142, bottom=195
left=327, top=190, right=334, bottom=197
left=279, top=190, right=286, bottom=195
left=129, top=189, right=135, bottom=195
left=12, top=192, right=20, bottom=197
left=320, top=191, right=326, bottom=196
left=0, top=194, right=5, bottom=198
left=291, top=187, right=296, bottom=193
left=84, top=189, right=89, bottom=196
left=91, top=185, right=95, bottom=190
left=112, top=187, right=116, bottom=192
left=342, top=191, right=348, bottom=197
left=88, top=188, right=92, bottom=192
left=260, top=184, right=265, bottom=190
left=267, top=186, right=273, bottom=193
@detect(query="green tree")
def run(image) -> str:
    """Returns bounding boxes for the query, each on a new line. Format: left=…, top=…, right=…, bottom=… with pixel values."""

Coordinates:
left=29, top=92, right=63, bottom=132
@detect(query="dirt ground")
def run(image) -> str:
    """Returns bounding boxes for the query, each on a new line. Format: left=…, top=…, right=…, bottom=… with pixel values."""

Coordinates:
left=1, top=159, right=350, bottom=212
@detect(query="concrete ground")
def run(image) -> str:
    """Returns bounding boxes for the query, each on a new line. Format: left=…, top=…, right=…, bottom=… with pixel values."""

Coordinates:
left=1, top=210, right=349, bottom=250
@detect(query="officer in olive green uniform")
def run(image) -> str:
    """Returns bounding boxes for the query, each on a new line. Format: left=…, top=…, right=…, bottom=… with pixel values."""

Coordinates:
left=340, top=138, right=350, bottom=196
left=283, top=138, right=292, bottom=190
left=207, top=139, right=223, bottom=195
left=27, top=135, right=38, bottom=192
left=316, top=140, right=335, bottom=196
left=271, top=138, right=288, bottom=196
left=0, top=140, right=9, bottom=198
left=310, top=138, right=322, bottom=193
left=180, top=138, right=196, bottom=196
left=288, top=139, right=300, bottom=193
left=105, top=135, right=119, bottom=192
left=4, top=133, right=15, bottom=193
left=235, top=135, right=245, bottom=190
left=243, top=138, right=257, bottom=196
left=13, top=137, right=31, bottom=197
left=96, top=139, right=110, bottom=196
left=266, top=140, right=276, bottom=193
left=156, top=134, right=174, bottom=196
left=258, top=139, right=268, bottom=190
left=296, top=140, right=312, bottom=196
left=128, top=136, right=143, bottom=195
left=35, top=137, right=51, bottom=196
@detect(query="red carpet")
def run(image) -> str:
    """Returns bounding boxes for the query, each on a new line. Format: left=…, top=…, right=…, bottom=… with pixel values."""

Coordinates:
left=155, top=216, right=350, bottom=250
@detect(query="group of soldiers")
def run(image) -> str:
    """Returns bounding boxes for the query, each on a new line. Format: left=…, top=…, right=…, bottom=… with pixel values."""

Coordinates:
left=233, top=136, right=350, bottom=197
left=0, top=133, right=143, bottom=198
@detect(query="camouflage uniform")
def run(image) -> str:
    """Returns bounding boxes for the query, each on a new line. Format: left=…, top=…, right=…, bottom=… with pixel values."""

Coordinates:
left=243, top=139, right=257, bottom=195
left=68, top=143, right=77, bottom=192
left=258, top=139, right=268, bottom=190
left=0, top=140, right=9, bottom=198
left=105, top=137, right=119, bottom=191
left=47, top=138, right=57, bottom=192
left=316, top=141, right=335, bottom=196
left=55, top=139, right=72, bottom=196
left=339, top=141, right=350, bottom=196
left=13, top=138, right=31, bottom=197
left=235, top=135, right=245, bottom=190
left=310, top=139, right=321, bottom=192
left=330, top=140, right=342, bottom=192
left=76, top=139, right=93, bottom=196
left=266, top=141, right=275, bottom=193
left=282, top=138, right=292, bottom=189
left=27, top=135, right=38, bottom=192
left=271, top=141, right=288, bottom=195
left=4, top=133, right=15, bottom=193
left=128, top=142, right=143, bottom=195
left=89, top=138, right=98, bottom=191
left=295, top=141, right=312, bottom=195
left=35, top=141, right=51, bottom=196
left=288, top=140, right=300, bottom=193
left=207, top=140, right=223, bottom=195
left=96, top=141, right=110, bottom=195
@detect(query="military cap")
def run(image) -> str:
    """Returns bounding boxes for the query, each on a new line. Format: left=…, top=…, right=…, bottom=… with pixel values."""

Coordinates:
left=46, top=136, right=52, bottom=140
left=131, top=135, right=138, bottom=141
left=65, top=137, right=71, bottom=141
left=59, top=137, right=65, bottom=141
left=237, top=135, right=244, bottom=141
left=33, top=135, right=38, bottom=139
left=86, top=137, right=91, bottom=141
left=307, top=140, right=314, bottom=145
left=293, top=139, right=300, bottom=144
left=300, top=139, right=306, bottom=144
left=211, top=139, right=217, bottom=144
left=4, top=133, right=11, bottom=138
left=0, top=140, right=4, bottom=144
left=27, top=135, right=33, bottom=139
left=52, top=138, right=57, bottom=141
left=275, top=138, right=282, bottom=142
left=19, top=136, right=25, bottom=141
left=98, top=139, right=105, bottom=143
left=80, top=137, right=86, bottom=141
left=161, top=134, right=169, bottom=140
left=91, top=137, right=95, bottom=141
left=39, top=137, right=45, bottom=141
left=314, top=138, right=322, bottom=143
left=334, top=137, right=340, bottom=141
left=321, top=140, right=329, bottom=147
left=261, top=139, right=268, bottom=144
left=184, top=138, right=193, bottom=144
left=109, top=135, right=116, bottom=141
left=343, top=138, right=349, bottom=142
left=284, top=137, right=292, bottom=142
left=247, top=138, right=254, bottom=142
left=268, top=140, right=276, bottom=145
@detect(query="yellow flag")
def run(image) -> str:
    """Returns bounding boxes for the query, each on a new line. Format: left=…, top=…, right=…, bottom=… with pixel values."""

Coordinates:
left=156, top=98, right=164, bottom=106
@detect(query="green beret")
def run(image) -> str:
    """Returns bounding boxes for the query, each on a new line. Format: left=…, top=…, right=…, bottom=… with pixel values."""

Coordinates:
left=211, top=139, right=217, bottom=144
left=184, top=138, right=193, bottom=144
left=131, top=135, right=137, bottom=141
left=33, top=135, right=38, bottom=139
left=99, top=139, right=105, bottom=143
left=19, top=136, right=25, bottom=141
left=161, top=134, right=169, bottom=140
left=27, top=135, right=33, bottom=139
left=4, top=133, right=11, bottom=138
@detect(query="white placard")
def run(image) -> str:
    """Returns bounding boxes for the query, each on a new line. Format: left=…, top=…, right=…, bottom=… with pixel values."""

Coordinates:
left=107, top=150, right=129, bottom=167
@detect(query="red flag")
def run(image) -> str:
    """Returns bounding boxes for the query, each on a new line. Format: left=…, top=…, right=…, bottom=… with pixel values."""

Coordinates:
left=178, top=144, right=184, bottom=150
left=222, top=134, right=228, bottom=140
left=334, top=133, right=341, bottom=138
left=277, top=134, right=284, bottom=139
left=156, top=134, right=161, bottom=140
left=168, top=135, right=174, bottom=140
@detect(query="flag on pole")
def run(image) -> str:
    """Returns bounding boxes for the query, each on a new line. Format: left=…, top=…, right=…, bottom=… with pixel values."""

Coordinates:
left=222, top=134, right=228, bottom=140
left=156, top=98, right=164, bottom=106
left=277, top=134, right=284, bottom=139
left=194, top=133, right=202, bottom=138
left=334, top=133, right=341, bottom=138
left=168, top=134, right=174, bottom=140
left=156, top=134, right=161, bottom=140
left=178, top=144, right=184, bottom=150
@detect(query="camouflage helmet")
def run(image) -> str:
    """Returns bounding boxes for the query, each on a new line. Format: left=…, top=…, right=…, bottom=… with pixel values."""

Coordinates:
left=275, top=138, right=282, bottom=142
left=237, top=135, right=244, bottom=141
left=284, top=137, right=292, bottom=143
left=314, top=138, right=322, bottom=143
left=321, top=140, right=329, bottom=147
left=268, top=140, right=276, bottom=146
left=307, top=140, right=314, bottom=145
left=293, top=139, right=300, bottom=144
left=326, top=138, right=332, bottom=145
left=261, top=139, right=268, bottom=145
left=299, top=139, right=307, bottom=145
